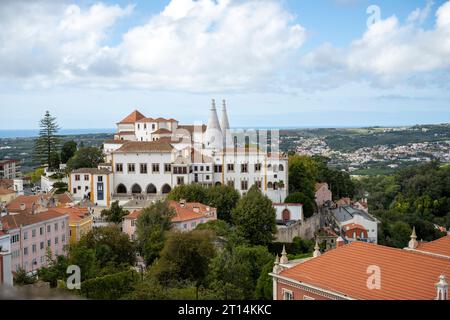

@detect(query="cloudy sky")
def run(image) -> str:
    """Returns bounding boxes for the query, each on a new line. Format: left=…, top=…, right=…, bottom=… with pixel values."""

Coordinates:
left=1, top=0, right=450, bottom=129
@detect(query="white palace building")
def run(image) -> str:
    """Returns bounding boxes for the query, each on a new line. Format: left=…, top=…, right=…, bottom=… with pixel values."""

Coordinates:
left=69, top=100, right=288, bottom=206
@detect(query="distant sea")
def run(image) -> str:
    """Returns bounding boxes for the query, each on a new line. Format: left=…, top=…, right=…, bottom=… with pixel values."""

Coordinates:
left=0, top=128, right=116, bottom=139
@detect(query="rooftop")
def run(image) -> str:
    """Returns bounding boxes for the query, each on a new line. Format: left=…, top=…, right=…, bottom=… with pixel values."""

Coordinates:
left=278, top=241, right=450, bottom=300
left=0, top=209, right=68, bottom=231
left=72, top=168, right=112, bottom=175
left=115, top=141, right=174, bottom=153
left=0, top=188, right=15, bottom=195
left=118, top=110, right=146, bottom=124
left=331, top=205, right=377, bottom=223
left=416, top=235, right=450, bottom=258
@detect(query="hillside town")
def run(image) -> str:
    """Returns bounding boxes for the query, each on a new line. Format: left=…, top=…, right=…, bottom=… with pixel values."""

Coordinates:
left=290, top=135, right=450, bottom=174
left=0, top=102, right=449, bottom=301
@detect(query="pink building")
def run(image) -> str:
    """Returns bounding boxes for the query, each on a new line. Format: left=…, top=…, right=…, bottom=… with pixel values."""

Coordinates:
left=0, top=209, right=69, bottom=274
left=123, top=200, right=217, bottom=240
left=315, top=182, right=332, bottom=208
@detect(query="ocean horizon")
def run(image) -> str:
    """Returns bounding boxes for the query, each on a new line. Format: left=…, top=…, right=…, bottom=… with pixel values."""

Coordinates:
left=0, top=128, right=116, bottom=139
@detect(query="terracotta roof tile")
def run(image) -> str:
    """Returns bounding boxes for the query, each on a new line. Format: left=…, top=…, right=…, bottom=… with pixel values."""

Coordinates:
left=72, top=168, right=111, bottom=175
left=0, top=209, right=68, bottom=230
left=115, top=141, right=174, bottom=153
left=416, top=235, right=450, bottom=258
left=51, top=207, right=91, bottom=223
left=278, top=242, right=450, bottom=300
left=0, top=188, right=15, bottom=195
left=153, top=128, right=172, bottom=134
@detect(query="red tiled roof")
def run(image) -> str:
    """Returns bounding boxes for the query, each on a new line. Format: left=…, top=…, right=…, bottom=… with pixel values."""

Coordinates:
left=6, top=194, right=72, bottom=214
left=123, top=209, right=142, bottom=220
left=123, top=201, right=216, bottom=223
left=343, top=223, right=366, bottom=231
left=115, top=141, right=173, bottom=153
left=0, top=209, right=68, bottom=230
left=136, top=117, right=178, bottom=123
left=169, top=200, right=215, bottom=223
left=416, top=235, right=450, bottom=258
left=104, top=140, right=124, bottom=145
left=118, top=110, right=146, bottom=124
left=0, top=188, right=15, bottom=195
left=117, top=131, right=135, bottom=135
left=51, top=207, right=90, bottom=223
left=153, top=128, right=172, bottom=134
left=278, top=242, right=450, bottom=300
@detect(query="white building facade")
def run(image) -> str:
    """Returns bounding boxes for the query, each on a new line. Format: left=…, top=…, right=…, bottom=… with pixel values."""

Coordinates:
left=71, top=100, right=289, bottom=203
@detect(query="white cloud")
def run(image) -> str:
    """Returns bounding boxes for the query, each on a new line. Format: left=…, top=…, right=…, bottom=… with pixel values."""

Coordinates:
left=0, top=0, right=305, bottom=92
left=302, top=0, right=450, bottom=88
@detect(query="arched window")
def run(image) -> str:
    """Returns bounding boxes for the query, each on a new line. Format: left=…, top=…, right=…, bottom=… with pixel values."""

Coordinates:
left=215, top=182, right=222, bottom=186
left=131, top=184, right=142, bottom=194
left=282, top=209, right=290, bottom=222
left=279, top=164, right=284, bottom=171
left=268, top=182, right=273, bottom=189
left=273, top=182, right=279, bottom=190
left=146, top=184, right=157, bottom=194
left=116, top=184, right=127, bottom=194
left=161, top=184, right=172, bottom=194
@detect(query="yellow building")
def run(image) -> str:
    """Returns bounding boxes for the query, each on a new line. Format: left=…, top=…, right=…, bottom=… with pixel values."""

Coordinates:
left=52, top=207, right=93, bottom=244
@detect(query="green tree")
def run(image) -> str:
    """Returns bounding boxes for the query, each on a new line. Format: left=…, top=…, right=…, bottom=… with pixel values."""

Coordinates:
left=152, top=230, right=216, bottom=298
left=205, top=185, right=240, bottom=223
left=33, top=111, right=60, bottom=167
left=49, top=151, right=61, bottom=170
left=231, top=185, right=276, bottom=246
left=66, top=146, right=104, bottom=171
left=101, top=201, right=129, bottom=224
left=135, top=201, right=174, bottom=265
left=285, top=192, right=315, bottom=218
left=255, top=261, right=275, bottom=300
left=81, top=270, right=139, bottom=300
left=61, top=140, right=78, bottom=164
left=288, top=155, right=317, bottom=199
left=209, top=245, right=273, bottom=300
left=13, top=268, right=37, bottom=286
left=167, top=184, right=208, bottom=203
left=79, top=225, right=136, bottom=269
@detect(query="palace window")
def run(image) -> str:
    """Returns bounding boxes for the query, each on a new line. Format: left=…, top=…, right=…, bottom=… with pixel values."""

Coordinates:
left=164, top=164, right=172, bottom=173
left=140, top=163, right=148, bottom=174
left=214, top=165, right=222, bottom=173
left=116, top=163, right=123, bottom=173
left=98, top=176, right=103, bottom=182
left=241, top=180, right=248, bottom=191
left=283, top=289, right=294, bottom=300
left=84, top=175, right=90, bottom=181
left=254, top=163, right=262, bottom=172
left=128, top=163, right=135, bottom=173
left=227, top=164, right=234, bottom=172
left=241, top=163, right=248, bottom=173
left=152, top=163, right=160, bottom=173
left=75, top=175, right=80, bottom=181
left=177, top=177, right=185, bottom=185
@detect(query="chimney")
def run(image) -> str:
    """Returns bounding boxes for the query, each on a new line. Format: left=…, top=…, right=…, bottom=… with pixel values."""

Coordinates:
left=193, top=206, right=200, bottom=213
left=408, top=227, right=418, bottom=249
left=280, top=245, right=289, bottom=264
left=20, top=203, right=26, bottom=211
left=336, top=236, right=345, bottom=248
left=313, top=240, right=322, bottom=257
left=436, top=274, right=448, bottom=300
left=179, top=199, right=186, bottom=208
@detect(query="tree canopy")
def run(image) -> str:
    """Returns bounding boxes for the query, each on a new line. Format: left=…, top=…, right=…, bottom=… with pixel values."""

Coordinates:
left=33, top=111, right=60, bottom=167
left=66, top=146, right=104, bottom=171
left=231, top=185, right=276, bottom=246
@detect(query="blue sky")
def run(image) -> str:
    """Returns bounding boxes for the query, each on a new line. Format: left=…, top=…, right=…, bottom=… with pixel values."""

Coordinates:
left=0, top=0, right=449, bottom=129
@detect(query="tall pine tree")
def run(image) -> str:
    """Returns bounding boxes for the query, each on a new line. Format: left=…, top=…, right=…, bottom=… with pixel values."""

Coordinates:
left=33, top=111, right=60, bottom=167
